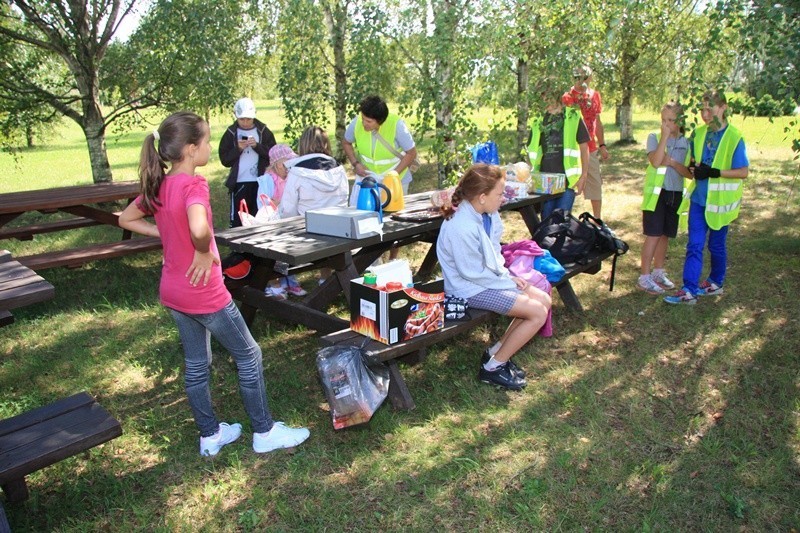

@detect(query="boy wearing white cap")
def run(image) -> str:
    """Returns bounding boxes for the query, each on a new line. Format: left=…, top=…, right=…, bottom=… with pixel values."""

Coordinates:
left=219, top=97, right=277, bottom=227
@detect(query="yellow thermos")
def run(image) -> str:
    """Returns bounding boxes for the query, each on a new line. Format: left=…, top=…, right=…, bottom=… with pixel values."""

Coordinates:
left=382, top=170, right=405, bottom=212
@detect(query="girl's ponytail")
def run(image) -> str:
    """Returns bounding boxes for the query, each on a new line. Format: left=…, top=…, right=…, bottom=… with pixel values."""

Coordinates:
left=442, top=186, right=463, bottom=220
left=139, top=132, right=167, bottom=213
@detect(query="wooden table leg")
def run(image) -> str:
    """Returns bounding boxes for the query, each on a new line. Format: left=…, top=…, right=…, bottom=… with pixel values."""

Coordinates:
left=385, top=360, right=416, bottom=410
left=556, top=282, right=584, bottom=312
left=239, top=258, right=274, bottom=327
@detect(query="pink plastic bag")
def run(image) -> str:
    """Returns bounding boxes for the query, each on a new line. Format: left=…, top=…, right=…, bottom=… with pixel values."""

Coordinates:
left=507, top=255, right=553, bottom=337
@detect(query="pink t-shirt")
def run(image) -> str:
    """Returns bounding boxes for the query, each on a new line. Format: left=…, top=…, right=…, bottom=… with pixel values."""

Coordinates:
left=135, top=173, right=231, bottom=314
left=563, top=87, right=603, bottom=152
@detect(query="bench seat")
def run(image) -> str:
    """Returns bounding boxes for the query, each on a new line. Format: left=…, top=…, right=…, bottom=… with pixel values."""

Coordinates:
left=17, top=236, right=161, bottom=270
left=0, top=217, right=103, bottom=241
left=320, top=309, right=497, bottom=410
left=0, top=392, right=122, bottom=503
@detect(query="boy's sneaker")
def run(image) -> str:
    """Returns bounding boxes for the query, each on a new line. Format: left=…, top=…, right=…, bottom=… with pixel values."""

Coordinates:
left=697, top=280, right=723, bottom=296
left=253, top=422, right=310, bottom=453
left=200, top=422, right=242, bottom=457
left=265, top=286, right=287, bottom=300
left=287, top=285, right=308, bottom=297
left=481, top=349, right=526, bottom=378
left=638, top=275, right=665, bottom=294
left=663, top=289, right=697, bottom=305
left=651, top=270, right=675, bottom=289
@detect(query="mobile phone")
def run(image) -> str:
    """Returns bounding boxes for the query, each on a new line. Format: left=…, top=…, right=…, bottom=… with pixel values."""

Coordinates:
left=240, top=135, right=248, bottom=141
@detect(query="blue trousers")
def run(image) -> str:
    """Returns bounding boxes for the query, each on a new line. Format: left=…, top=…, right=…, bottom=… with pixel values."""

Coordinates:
left=682, top=201, right=729, bottom=294
left=541, top=188, right=576, bottom=220
left=170, top=300, right=274, bottom=437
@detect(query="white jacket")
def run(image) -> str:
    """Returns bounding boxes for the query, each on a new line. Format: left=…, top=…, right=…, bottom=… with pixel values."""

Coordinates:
left=279, top=154, right=349, bottom=217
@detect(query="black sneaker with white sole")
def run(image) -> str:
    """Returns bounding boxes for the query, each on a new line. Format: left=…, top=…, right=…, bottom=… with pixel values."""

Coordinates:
left=481, top=349, right=526, bottom=379
left=478, top=363, right=526, bottom=391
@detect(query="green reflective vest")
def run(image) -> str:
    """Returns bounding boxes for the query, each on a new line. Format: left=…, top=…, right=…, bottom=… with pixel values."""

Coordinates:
left=527, top=108, right=583, bottom=188
left=353, top=113, right=407, bottom=179
left=678, top=124, right=745, bottom=230
left=641, top=133, right=691, bottom=212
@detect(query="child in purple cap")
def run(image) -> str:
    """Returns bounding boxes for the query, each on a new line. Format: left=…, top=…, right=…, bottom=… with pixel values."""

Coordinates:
left=258, top=144, right=307, bottom=299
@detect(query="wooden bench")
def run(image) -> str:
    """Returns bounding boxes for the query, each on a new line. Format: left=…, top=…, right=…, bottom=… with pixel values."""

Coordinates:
left=0, top=392, right=122, bottom=504
left=0, top=217, right=103, bottom=241
left=0, top=251, right=55, bottom=328
left=17, top=236, right=161, bottom=270
left=320, top=309, right=498, bottom=410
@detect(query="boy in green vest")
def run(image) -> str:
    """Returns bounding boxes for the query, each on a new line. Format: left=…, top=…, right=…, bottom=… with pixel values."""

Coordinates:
left=527, top=82, right=590, bottom=219
left=664, top=90, right=749, bottom=304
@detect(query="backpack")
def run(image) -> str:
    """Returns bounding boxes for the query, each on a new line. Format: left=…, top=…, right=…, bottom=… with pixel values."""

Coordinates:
left=531, top=209, right=596, bottom=265
left=577, top=212, right=630, bottom=291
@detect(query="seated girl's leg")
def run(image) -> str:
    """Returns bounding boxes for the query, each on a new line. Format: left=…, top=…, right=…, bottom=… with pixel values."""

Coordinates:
left=203, top=301, right=274, bottom=434
left=170, top=309, right=219, bottom=438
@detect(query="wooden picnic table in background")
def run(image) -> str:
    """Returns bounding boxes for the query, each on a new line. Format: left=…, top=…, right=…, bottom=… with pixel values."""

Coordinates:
left=0, top=182, right=161, bottom=270
left=0, top=250, right=54, bottom=327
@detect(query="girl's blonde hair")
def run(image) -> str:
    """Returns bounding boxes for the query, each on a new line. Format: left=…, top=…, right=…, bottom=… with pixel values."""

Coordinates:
left=297, top=126, right=332, bottom=156
left=139, top=111, right=207, bottom=213
left=442, top=163, right=504, bottom=219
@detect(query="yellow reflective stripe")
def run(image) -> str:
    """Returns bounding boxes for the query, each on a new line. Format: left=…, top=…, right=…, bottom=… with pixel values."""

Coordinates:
left=706, top=200, right=741, bottom=213
left=528, top=150, right=539, bottom=160
left=653, top=186, right=662, bottom=195
left=708, top=182, right=741, bottom=192
left=360, top=155, right=399, bottom=166
left=565, top=167, right=582, bottom=177
left=564, top=148, right=581, bottom=158
left=656, top=167, right=667, bottom=175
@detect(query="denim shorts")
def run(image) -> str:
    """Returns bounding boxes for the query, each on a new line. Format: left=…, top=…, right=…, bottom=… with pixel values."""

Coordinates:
left=467, top=288, right=519, bottom=314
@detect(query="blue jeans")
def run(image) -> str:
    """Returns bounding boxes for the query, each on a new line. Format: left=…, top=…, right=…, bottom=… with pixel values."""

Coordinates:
left=170, top=300, right=274, bottom=437
left=541, top=188, right=576, bottom=220
left=682, top=201, right=729, bottom=294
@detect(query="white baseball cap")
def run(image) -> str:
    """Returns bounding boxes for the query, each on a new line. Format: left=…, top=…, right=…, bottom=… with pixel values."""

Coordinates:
left=234, top=98, right=256, bottom=119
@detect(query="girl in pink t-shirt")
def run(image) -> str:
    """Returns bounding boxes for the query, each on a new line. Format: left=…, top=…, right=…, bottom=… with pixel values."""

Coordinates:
left=119, top=112, right=309, bottom=457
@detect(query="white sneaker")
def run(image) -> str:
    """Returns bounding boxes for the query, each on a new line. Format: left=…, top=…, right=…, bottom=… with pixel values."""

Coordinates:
left=287, top=285, right=308, bottom=297
left=200, top=422, right=242, bottom=457
left=265, top=286, right=287, bottom=300
left=651, top=270, right=675, bottom=289
left=638, top=275, right=665, bottom=294
left=253, top=422, right=310, bottom=453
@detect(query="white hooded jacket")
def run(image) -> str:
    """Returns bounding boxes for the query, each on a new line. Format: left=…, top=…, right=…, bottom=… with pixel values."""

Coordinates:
left=279, top=154, right=350, bottom=217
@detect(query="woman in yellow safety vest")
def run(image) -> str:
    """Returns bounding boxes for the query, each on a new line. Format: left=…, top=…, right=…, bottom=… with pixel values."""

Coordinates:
left=638, top=102, right=692, bottom=295
left=664, top=90, right=749, bottom=305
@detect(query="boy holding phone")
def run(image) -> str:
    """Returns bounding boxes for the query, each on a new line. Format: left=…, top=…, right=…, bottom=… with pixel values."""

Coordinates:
left=219, top=97, right=277, bottom=227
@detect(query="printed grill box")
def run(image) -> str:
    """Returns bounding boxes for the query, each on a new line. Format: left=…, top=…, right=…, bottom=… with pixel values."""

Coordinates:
left=350, top=279, right=445, bottom=345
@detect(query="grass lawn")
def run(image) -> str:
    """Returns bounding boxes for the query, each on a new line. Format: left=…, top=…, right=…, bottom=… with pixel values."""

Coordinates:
left=1, top=102, right=799, bottom=531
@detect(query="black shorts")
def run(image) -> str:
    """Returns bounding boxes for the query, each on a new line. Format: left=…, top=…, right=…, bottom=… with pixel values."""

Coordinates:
left=229, top=182, right=260, bottom=228
left=642, top=190, right=682, bottom=238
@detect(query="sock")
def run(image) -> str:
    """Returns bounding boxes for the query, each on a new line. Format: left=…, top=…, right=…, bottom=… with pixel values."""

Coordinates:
left=639, top=274, right=651, bottom=283
left=488, top=342, right=502, bottom=357
left=483, top=356, right=504, bottom=371
left=652, top=268, right=666, bottom=276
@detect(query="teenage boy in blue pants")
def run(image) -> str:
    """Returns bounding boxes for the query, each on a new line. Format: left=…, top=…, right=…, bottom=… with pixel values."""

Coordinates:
left=664, top=90, right=749, bottom=305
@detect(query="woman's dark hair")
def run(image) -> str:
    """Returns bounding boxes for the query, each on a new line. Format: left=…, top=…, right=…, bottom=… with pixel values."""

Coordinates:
left=442, top=163, right=504, bottom=219
left=359, top=95, right=389, bottom=124
left=139, top=111, right=207, bottom=213
left=297, top=125, right=332, bottom=156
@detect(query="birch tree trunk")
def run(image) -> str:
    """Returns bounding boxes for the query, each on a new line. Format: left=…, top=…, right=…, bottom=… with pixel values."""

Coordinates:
left=515, top=56, right=530, bottom=161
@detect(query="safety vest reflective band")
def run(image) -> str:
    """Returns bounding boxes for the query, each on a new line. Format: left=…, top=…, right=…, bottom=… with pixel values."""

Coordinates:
left=678, top=123, right=744, bottom=230
left=527, top=108, right=582, bottom=188
left=353, top=114, right=407, bottom=179
left=641, top=133, right=691, bottom=212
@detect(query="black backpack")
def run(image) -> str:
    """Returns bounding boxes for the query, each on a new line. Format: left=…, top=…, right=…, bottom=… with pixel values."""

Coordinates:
left=531, top=209, right=596, bottom=265
left=577, top=212, right=630, bottom=291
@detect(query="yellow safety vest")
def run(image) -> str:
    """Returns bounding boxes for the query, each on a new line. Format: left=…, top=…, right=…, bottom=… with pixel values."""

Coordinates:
left=678, top=124, right=745, bottom=230
left=353, top=113, right=407, bottom=180
left=527, top=108, right=582, bottom=188
left=641, top=133, right=691, bottom=212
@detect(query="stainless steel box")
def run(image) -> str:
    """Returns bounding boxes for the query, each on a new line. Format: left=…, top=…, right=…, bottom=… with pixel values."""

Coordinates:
left=305, top=207, right=381, bottom=239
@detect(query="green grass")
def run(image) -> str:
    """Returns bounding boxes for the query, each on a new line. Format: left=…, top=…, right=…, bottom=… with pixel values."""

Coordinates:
left=1, top=102, right=799, bottom=531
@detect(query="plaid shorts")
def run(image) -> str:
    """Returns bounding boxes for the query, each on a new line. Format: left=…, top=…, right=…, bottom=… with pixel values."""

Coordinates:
left=467, top=288, right=520, bottom=315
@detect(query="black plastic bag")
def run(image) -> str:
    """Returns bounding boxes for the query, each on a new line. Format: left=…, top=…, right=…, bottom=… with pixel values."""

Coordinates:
left=531, top=209, right=596, bottom=264
left=316, top=344, right=389, bottom=429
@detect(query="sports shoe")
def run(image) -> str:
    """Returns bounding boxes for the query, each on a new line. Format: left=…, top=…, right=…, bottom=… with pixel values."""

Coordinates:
left=265, top=286, right=287, bottom=300
left=253, top=422, right=310, bottom=453
left=697, top=280, right=723, bottom=296
left=638, top=275, right=665, bottom=294
left=481, top=349, right=526, bottom=379
left=222, top=259, right=251, bottom=280
left=663, top=289, right=697, bottom=305
left=200, top=422, right=242, bottom=457
left=287, top=285, right=308, bottom=297
left=651, top=270, right=675, bottom=290
left=478, top=363, right=526, bottom=391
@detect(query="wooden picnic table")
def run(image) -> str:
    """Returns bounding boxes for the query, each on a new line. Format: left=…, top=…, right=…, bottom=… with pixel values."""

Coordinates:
left=215, top=190, right=609, bottom=334
left=0, top=182, right=161, bottom=270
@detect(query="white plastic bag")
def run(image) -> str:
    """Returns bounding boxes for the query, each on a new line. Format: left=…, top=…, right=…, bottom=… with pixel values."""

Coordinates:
left=239, top=194, right=279, bottom=227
